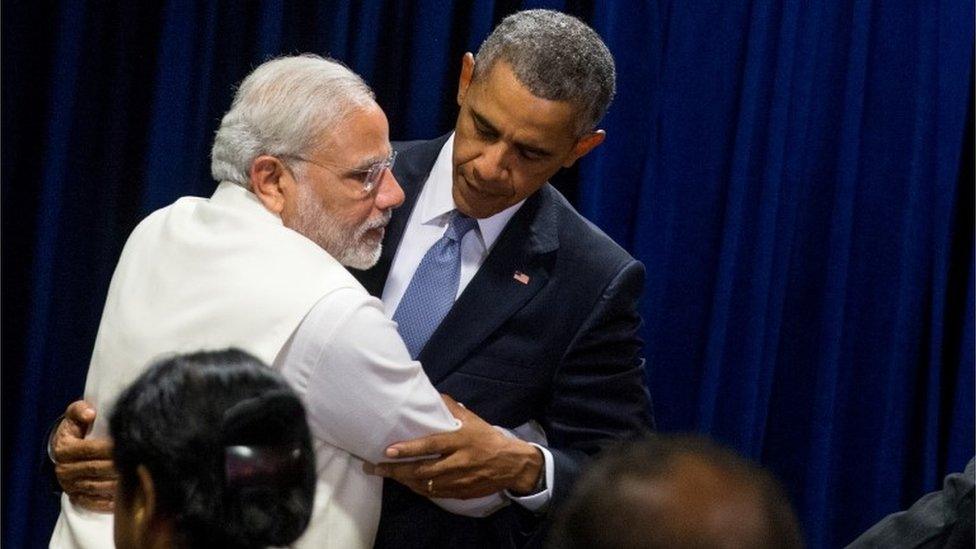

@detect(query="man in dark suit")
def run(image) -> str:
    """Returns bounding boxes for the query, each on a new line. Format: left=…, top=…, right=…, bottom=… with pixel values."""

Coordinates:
left=359, top=10, right=652, bottom=547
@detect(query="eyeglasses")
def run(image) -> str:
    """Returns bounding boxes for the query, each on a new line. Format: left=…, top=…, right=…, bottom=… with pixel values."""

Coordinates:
left=283, top=149, right=397, bottom=194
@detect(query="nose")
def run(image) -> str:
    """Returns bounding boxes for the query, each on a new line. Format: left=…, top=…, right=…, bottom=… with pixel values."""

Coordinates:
left=374, top=167, right=405, bottom=210
left=472, top=142, right=510, bottom=182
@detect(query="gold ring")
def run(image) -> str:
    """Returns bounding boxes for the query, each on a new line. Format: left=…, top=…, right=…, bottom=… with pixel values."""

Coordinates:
left=426, top=479, right=434, bottom=495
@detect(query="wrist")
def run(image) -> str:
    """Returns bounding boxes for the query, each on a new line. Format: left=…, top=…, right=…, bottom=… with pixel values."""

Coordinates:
left=507, top=440, right=544, bottom=495
left=47, top=414, right=66, bottom=464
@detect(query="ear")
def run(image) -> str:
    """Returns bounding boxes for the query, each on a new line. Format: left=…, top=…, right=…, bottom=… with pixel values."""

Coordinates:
left=132, top=465, right=157, bottom=539
left=562, top=130, right=606, bottom=168
left=249, top=155, right=292, bottom=215
left=457, top=52, right=475, bottom=106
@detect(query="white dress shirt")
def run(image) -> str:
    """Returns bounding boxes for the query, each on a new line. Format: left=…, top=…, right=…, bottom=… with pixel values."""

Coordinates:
left=381, top=133, right=555, bottom=511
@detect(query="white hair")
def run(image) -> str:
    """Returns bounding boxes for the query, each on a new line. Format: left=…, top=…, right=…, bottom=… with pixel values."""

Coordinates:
left=210, top=54, right=376, bottom=188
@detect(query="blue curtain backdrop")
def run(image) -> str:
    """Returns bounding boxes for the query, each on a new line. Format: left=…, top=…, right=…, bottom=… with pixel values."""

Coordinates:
left=3, top=1, right=972, bottom=547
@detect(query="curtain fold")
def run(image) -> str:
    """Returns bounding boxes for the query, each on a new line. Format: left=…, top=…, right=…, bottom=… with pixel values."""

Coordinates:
left=6, top=1, right=89, bottom=545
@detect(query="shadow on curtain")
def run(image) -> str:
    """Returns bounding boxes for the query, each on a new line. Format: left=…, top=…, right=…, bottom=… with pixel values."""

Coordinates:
left=3, top=1, right=972, bottom=547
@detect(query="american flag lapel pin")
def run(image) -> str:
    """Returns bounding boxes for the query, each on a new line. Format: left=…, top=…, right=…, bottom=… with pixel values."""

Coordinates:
left=513, top=271, right=530, bottom=285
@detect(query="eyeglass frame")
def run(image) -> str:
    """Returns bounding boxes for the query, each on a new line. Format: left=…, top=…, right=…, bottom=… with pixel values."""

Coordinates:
left=281, top=149, right=397, bottom=194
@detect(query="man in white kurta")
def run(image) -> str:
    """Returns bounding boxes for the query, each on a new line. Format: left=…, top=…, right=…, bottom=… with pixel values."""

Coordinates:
left=50, top=55, right=502, bottom=549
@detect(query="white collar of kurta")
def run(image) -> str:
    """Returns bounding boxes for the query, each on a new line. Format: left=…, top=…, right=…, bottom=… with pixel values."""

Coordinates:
left=212, top=180, right=284, bottom=225
left=413, top=132, right=525, bottom=252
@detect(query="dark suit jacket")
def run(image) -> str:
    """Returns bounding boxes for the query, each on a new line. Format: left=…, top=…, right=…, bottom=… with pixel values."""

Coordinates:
left=354, top=134, right=653, bottom=548
left=846, top=457, right=975, bottom=549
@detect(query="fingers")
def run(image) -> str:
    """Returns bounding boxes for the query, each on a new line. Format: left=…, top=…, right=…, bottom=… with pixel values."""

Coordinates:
left=54, top=436, right=114, bottom=463
left=55, top=459, right=118, bottom=483
left=56, top=457, right=118, bottom=513
left=60, top=468, right=117, bottom=513
left=371, top=450, right=485, bottom=484
left=398, top=475, right=500, bottom=500
left=427, top=464, right=510, bottom=499
left=369, top=459, right=441, bottom=481
left=67, top=493, right=114, bottom=513
left=385, top=432, right=455, bottom=459
left=63, top=401, right=96, bottom=436
left=53, top=401, right=100, bottom=462
left=399, top=478, right=431, bottom=497
left=62, top=479, right=116, bottom=499
left=370, top=450, right=507, bottom=499
left=386, top=398, right=493, bottom=460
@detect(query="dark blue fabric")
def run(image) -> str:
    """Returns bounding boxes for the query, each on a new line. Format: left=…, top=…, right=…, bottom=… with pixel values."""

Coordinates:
left=2, top=1, right=971, bottom=547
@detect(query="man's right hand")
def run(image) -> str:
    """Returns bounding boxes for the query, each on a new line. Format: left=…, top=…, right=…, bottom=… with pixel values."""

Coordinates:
left=51, top=400, right=117, bottom=512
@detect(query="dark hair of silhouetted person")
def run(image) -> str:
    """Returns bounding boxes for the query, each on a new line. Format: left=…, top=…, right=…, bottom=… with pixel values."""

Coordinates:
left=548, top=435, right=804, bottom=549
left=109, top=349, right=315, bottom=549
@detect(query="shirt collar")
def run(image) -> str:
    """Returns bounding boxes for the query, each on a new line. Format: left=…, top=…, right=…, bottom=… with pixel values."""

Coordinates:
left=414, top=133, right=525, bottom=251
left=212, top=181, right=283, bottom=225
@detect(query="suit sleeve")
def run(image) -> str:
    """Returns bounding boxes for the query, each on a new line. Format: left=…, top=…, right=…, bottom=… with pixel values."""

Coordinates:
left=845, top=457, right=975, bottom=548
left=543, top=258, right=653, bottom=505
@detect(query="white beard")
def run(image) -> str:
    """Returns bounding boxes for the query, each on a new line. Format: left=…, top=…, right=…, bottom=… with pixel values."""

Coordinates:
left=291, top=183, right=389, bottom=270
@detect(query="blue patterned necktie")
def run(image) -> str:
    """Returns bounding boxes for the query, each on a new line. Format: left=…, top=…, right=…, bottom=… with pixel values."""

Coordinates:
left=393, top=211, right=479, bottom=359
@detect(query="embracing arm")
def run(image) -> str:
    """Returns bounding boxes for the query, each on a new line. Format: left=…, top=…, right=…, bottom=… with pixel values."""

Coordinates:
left=371, top=397, right=545, bottom=499
left=275, top=289, right=462, bottom=463
left=46, top=400, right=118, bottom=512
left=275, top=288, right=508, bottom=516
left=373, top=259, right=652, bottom=511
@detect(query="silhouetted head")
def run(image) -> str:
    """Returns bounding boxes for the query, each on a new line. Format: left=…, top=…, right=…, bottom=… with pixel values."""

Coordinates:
left=110, top=349, right=315, bottom=549
left=550, top=435, right=804, bottom=549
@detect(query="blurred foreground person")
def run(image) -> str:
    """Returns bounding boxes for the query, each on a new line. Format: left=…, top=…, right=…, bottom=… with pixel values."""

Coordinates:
left=110, top=349, right=314, bottom=549
left=548, top=435, right=804, bottom=549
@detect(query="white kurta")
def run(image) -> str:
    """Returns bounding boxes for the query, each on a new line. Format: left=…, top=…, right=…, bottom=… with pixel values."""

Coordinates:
left=50, top=182, right=484, bottom=549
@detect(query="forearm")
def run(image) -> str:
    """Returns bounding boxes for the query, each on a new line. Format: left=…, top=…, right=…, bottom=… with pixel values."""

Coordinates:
left=276, top=291, right=459, bottom=463
left=42, top=413, right=66, bottom=494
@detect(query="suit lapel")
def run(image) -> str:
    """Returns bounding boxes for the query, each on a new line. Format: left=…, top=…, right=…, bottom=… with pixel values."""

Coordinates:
left=418, top=188, right=560, bottom=384
left=355, top=135, right=563, bottom=383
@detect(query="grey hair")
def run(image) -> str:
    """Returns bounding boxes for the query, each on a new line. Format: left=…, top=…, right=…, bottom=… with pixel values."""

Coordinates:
left=473, top=10, right=616, bottom=135
left=210, top=54, right=376, bottom=188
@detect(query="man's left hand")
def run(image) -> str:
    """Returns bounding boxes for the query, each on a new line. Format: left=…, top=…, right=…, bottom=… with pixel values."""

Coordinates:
left=366, top=395, right=543, bottom=499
